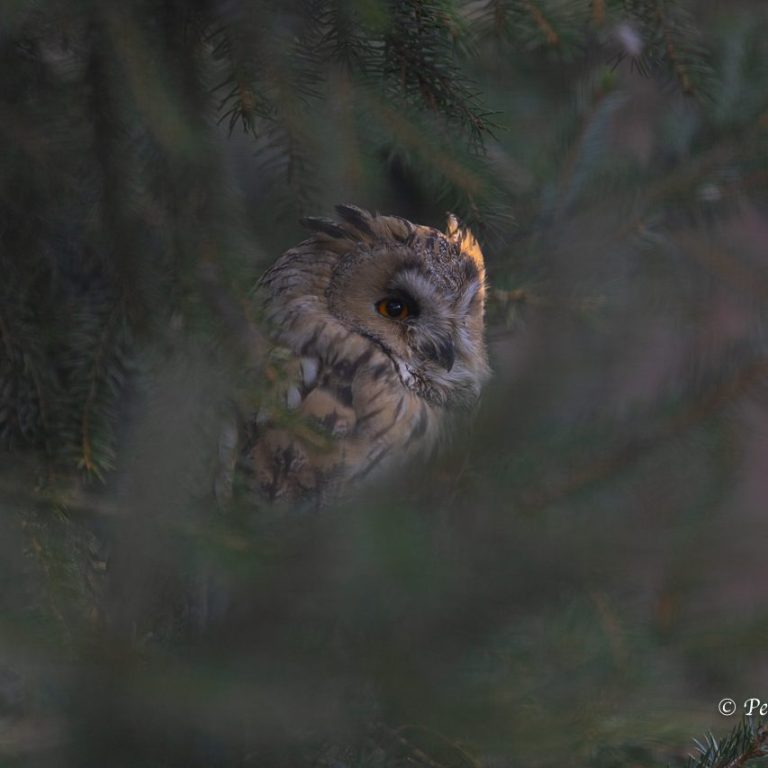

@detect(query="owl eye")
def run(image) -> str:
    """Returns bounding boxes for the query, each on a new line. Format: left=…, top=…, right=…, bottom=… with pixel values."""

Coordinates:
left=376, top=297, right=416, bottom=321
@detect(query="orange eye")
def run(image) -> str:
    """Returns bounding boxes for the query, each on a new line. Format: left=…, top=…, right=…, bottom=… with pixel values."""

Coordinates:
left=376, top=298, right=411, bottom=320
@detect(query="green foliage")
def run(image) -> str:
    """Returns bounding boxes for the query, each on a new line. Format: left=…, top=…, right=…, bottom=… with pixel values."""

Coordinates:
left=0, top=0, right=735, bottom=479
left=618, top=0, right=714, bottom=96
left=3, top=1, right=768, bottom=767
left=688, top=718, right=768, bottom=768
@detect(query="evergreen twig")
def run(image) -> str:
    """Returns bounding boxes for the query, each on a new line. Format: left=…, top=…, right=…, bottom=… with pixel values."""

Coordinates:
left=687, top=718, right=768, bottom=768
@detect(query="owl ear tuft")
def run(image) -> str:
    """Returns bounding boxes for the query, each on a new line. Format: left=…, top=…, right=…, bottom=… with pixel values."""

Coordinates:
left=301, top=216, right=352, bottom=240
left=335, top=204, right=376, bottom=239
left=445, top=213, right=484, bottom=274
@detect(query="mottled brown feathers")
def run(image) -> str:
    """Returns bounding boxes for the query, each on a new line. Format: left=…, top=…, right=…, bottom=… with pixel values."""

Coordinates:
left=241, top=205, right=489, bottom=505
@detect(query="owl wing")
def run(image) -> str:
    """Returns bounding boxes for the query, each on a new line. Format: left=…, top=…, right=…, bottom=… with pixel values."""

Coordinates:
left=240, top=331, right=439, bottom=504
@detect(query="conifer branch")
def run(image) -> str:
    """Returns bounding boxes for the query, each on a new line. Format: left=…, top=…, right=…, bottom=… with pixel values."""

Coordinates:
left=79, top=310, right=118, bottom=477
left=518, top=357, right=768, bottom=513
left=652, top=0, right=694, bottom=94
left=482, top=0, right=508, bottom=34
left=617, top=0, right=713, bottom=97
left=23, top=527, right=71, bottom=638
left=522, top=0, right=560, bottom=46
left=688, top=718, right=768, bottom=768
left=592, top=0, right=606, bottom=27
left=373, top=721, right=480, bottom=768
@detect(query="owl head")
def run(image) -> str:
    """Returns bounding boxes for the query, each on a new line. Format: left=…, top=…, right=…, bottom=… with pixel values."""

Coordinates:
left=303, top=205, right=490, bottom=407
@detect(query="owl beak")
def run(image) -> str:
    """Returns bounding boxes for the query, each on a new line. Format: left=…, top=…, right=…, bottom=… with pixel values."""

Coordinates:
left=430, top=338, right=455, bottom=372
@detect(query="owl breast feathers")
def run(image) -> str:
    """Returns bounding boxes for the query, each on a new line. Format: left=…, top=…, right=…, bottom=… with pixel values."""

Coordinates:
left=239, top=205, right=490, bottom=504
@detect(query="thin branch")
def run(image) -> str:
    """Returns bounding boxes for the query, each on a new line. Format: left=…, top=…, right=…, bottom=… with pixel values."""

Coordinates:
left=592, top=0, right=605, bottom=27
left=724, top=725, right=768, bottom=768
left=490, top=287, right=605, bottom=312
left=653, top=0, right=694, bottom=95
left=522, top=0, right=559, bottom=46
left=372, top=722, right=451, bottom=768
left=80, top=302, right=123, bottom=478
left=395, top=724, right=481, bottom=768
left=518, top=357, right=768, bottom=513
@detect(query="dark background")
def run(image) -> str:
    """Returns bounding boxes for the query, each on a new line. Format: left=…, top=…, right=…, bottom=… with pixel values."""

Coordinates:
left=2, top=1, right=768, bottom=766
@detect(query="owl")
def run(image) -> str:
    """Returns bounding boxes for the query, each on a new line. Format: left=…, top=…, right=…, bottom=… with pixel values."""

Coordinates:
left=236, top=204, right=490, bottom=505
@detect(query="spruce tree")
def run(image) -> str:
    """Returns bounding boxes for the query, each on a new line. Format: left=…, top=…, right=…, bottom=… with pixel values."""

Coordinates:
left=2, top=2, right=768, bottom=766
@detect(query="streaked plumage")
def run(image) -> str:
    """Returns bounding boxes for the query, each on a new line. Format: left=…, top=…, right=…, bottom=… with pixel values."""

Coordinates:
left=239, top=205, right=490, bottom=504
